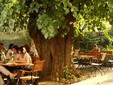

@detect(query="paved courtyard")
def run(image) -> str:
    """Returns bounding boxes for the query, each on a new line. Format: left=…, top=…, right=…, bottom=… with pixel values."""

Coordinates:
left=38, top=69, right=113, bottom=85
left=96, top=79, right=113, bottom=85
left=72, top=69, right=113, bottom=85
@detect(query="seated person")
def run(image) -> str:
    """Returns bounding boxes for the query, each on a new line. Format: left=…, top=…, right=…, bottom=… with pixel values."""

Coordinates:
left=12, top=45, right=19, bottom=61
left=15, top=46, right=32, bottom=64
left=92, top=44, right=100, bottom=52
left=0, top=65, right=17, bottom=85
left=15, top=46, right=32, bottom=76
left=6, top=43, right=14, bottom=60
left=0, top=43, right=6, bottom=61
left=88, top=44, right=101, bottom=62
left=88, top=44, right=100, bottom=55
left=0, top=43, right=6, bottom=54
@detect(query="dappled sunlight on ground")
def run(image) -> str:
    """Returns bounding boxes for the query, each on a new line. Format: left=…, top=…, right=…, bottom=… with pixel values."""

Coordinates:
left=39, top=81, right=63, bottom=85
left=72, top=68, right=113, bottom=85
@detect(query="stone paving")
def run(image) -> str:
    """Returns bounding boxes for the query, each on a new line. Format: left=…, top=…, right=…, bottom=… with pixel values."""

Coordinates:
left=39, top=69, right=113, bottom=85
left=97, top=79, right=113, bottom=85
left=96, top=79, right=113, bottom=85
left=72, top=69, right=113, bottom=85
left=39, top=81, right=63, bottom=85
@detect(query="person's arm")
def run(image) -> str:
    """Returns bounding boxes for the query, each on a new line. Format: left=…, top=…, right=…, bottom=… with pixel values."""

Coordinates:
left=14, top=54, right=20, bottom=60
left=24, top=53, right=32, bottom=63
left=6, top=50, right=12, bottom=59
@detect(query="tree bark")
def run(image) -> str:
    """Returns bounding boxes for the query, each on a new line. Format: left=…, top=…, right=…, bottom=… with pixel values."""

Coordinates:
left=28, top=17, right=80, bottom=81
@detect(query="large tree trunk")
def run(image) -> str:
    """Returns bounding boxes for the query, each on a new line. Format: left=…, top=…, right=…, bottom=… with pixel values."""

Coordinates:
left=25, top=0, right=80, bottom=82
left=28, top=18, right=80, bottom=81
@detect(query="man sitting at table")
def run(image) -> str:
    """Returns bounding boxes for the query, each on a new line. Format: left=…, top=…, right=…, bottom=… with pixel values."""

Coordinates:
left=0, top=65, right=17, bottom=85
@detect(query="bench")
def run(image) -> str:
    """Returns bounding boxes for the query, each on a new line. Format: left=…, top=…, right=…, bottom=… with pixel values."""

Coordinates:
left=101, top=51, right=113, bottom=56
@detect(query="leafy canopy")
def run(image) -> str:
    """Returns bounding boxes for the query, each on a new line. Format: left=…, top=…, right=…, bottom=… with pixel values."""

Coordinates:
left=0, top=0, right=113, bottom=39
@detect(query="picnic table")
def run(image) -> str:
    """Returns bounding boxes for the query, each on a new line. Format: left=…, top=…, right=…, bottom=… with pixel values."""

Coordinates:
left=0, top=61, right=34, bottom=85
left=0, top=62, right=34, bottom=67
left=80, top=55, right=96, bottom=58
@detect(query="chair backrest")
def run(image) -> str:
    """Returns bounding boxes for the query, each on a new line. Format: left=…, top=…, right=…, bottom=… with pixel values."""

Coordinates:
left=101, top=53, right=107, bottom=61
left=31, top=56, right=40, bottom=64
left=32, top=60, right=45, bottom=72
left=101, top=51, right=112, bottom=55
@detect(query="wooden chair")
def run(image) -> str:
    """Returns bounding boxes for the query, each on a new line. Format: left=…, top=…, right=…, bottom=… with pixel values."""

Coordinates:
left=77, top=53, right=107, bottom=77
left=17, top=60, right=45, bottom=85
left=87, top=51, right=101, bottom=63
left=31, top=56, right=40, bottom=64
left=90, top=53, right=107, bottom=76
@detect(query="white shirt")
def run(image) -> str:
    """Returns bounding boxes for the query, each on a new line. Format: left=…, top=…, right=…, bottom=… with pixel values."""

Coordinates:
left=6, top=49, right=13, bottom=59
left=17, top=52, right=32, bottom=64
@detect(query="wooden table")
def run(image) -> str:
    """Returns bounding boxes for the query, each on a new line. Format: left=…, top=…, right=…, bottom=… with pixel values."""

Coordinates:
left=0, top=62, right=34, bottom=85
left=80, top=55, right=96, bottom=58
left=0, top=62, right=34, bottom=67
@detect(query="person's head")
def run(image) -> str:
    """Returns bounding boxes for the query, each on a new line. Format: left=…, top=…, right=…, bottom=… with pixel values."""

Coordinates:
left=92, top=44, right=99, bottom=51
left=8, top=43, right=14, bottom=49
left=18, top=46, right=26, bottom=54
left=0, top=43, right=4, bottom=48
left=93, top=44, right=98, bottom=48
left=23, top=44, right=30, bottom=53
left=12, top=45, right=18, bottom=53
left=0, top=43, right=3, bottom=45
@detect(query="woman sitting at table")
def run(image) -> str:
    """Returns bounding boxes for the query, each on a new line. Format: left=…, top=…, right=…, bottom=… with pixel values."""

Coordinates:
left=15, top=46, right=32, bottom=64
left=13, top=46, right=32, bottom=77
left=12, top=45, right=19, bottom=60
left=0, top=65, right=17, bottom=85
left=6, top=43, right=14, bottom=60
left=0, top=43, right=6, bottom=54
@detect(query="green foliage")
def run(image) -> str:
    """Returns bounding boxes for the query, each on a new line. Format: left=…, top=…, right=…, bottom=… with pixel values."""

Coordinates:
left=74, top=30, right=113, bottom=52
left=36, top=0, right=77, bottom=38
left=102, top=45, right=113, bottom=51
left=36, top=14, right=58, bottom=39
left=0, top=0, right=113, bottom=39
left=63, top=66, right=75, bottom=79
left=0, top=0, right=29, bottom=32
left=29, top=2, right=40, bottom=13
left=73, top=0, right=111, bottom=34
left=77, top=32, right=100, bottom=52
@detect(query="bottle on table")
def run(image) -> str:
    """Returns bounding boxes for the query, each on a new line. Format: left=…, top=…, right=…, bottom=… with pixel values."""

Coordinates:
left=1, top=52, right=6, bottom=63
left=8, top=52, right=15, bottom=63
left=11, top=52, right=14, bottom=61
